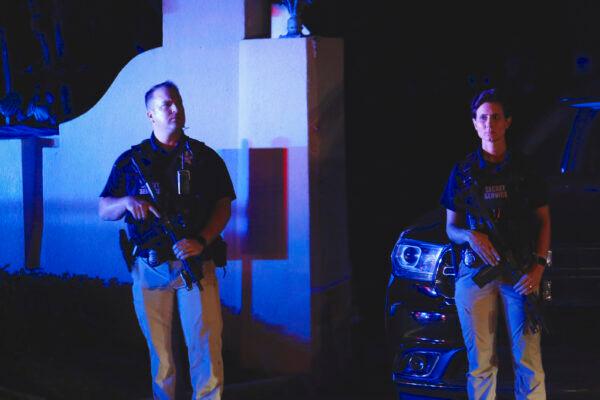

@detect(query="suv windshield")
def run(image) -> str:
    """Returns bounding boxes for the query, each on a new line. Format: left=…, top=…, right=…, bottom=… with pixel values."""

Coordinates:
left=556, top=100, right=600, bottom=176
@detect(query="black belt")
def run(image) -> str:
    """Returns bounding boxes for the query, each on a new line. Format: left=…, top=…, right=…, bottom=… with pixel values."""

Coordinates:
left=137, top=248, right=215, bottom=268
left=137, top=248, right=173, bottom=267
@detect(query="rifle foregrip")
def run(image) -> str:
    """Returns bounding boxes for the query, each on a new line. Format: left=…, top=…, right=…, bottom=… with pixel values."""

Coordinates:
left=472, top=264, right=503, bottom=288
left=186, top=256, right=205, bottom=281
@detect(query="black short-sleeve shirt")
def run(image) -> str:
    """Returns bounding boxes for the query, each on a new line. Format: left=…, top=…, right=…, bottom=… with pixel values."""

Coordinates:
left=101, top=133, right=236, bottom=248
left=440, top=149, right=548, bottom=249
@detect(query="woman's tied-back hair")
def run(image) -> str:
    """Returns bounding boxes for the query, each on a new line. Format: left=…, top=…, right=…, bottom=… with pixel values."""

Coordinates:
left=470, top=88, right=512, bottom=119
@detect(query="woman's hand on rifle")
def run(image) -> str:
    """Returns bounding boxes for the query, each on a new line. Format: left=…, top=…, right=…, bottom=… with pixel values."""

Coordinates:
left=514, top=264, right=544, bottom=296
left=466, top=230, right=501, bottom=267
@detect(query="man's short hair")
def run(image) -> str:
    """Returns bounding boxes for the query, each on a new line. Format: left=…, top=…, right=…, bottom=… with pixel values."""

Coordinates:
left=144, top=81, right=181, bottom=109
left=470, top=88, right=512, bottom=119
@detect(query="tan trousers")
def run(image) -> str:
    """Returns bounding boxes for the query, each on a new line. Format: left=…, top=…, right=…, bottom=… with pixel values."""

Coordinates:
left=132, top=258, right=224, bottom=400
left=455, top=267, right=546, bottom=400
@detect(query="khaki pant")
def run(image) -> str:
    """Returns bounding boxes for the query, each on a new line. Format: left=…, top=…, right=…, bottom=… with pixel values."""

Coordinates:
left=455, top=265, right=546, bottom=400
left=132, top=258, right=223, bottom=400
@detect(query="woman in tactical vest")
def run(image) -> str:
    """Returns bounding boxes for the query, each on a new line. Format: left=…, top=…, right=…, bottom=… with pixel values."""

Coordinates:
left=441, top=88, right=551, bottom=400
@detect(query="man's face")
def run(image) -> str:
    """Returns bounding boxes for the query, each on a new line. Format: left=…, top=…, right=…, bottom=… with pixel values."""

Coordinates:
left=146, top=86, right=186, bottom=134
left=472, top=102, right=511, bottom=144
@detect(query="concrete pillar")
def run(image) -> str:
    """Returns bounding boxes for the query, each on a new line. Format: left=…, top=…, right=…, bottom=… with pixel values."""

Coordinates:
left=237, top=37, right=350, bottom=375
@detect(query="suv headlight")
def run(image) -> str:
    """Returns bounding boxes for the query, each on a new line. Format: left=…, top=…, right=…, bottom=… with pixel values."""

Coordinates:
left=391, top=239, right=446, bottom=282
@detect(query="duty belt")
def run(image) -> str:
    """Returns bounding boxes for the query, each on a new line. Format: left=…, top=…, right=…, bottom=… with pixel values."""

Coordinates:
left=138, top=248, right=173, bottom=267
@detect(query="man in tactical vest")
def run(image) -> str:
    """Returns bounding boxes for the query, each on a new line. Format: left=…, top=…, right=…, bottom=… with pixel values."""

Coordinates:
left=99, top=81, right=235, bottom=399
left=440, top=88, right=551, bottom=399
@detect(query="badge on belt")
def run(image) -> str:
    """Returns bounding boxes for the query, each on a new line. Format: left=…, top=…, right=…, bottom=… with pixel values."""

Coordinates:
left=462, top=248, right=477, bottom=267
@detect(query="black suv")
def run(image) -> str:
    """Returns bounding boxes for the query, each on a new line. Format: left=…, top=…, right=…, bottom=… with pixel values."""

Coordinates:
left=386, top=98, right=600, bottom=399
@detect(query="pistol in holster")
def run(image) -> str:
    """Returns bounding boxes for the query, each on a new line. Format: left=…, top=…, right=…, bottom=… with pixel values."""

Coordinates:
left=119, top=229, right=137, bottom=272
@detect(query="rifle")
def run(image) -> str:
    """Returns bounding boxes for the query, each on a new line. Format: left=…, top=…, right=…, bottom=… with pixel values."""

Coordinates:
left=130, top=156, right=203, bottom=290
left=465, top=177, right=548, bottom=334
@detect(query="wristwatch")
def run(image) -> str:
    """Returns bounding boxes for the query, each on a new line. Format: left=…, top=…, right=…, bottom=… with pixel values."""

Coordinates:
left=534, top=254, right=548, bottom=267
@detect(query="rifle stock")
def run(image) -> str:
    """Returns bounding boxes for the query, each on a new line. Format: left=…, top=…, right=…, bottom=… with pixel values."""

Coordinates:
left=472, top=264, right=502, bottom=288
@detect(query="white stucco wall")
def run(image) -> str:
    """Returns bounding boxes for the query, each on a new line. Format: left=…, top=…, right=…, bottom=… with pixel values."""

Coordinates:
left=239, top=38, right=310, bottom=339
left=42, top=0, right=244, bottom=281
left=0, top=140, right=24, bottom=271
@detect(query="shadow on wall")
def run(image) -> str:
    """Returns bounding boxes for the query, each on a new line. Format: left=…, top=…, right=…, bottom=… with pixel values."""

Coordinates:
left=226, top=147, right=288, bottom=260
left=222, top=146, right=315, bottom=373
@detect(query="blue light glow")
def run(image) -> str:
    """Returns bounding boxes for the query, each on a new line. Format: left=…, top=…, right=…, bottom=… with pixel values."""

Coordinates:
left=411, top=311, right=447, bottom=323
left=391, top=239, right=445, bottom=281
left=401, top=246, right=421, bottom=267
left=415, top=284, right=439, bottom=298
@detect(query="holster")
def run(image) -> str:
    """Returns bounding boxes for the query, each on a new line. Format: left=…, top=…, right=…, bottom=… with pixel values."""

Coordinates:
left=119, top=229, right=136, bottom=272
left=204, top=236, right=228, bottom=268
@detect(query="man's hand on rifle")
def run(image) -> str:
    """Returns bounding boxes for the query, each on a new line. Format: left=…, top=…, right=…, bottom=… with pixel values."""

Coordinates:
left=467, top=230, right=501, bottom=266
left=173, top=238, right=205, bottom=260
left=125, top=196, right=161, bottom=220
left=514, top=264, right=544, bottom=296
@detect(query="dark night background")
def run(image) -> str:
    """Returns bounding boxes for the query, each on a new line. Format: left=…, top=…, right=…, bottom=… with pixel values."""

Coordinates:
left=2, top=0, right=600, bottom=397
left=309, top=0, right=600, bottom=360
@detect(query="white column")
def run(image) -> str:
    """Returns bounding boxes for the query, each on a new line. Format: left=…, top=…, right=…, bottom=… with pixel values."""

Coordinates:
left=238, top=37, right=349, bottom=374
